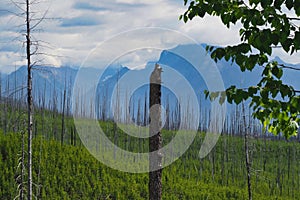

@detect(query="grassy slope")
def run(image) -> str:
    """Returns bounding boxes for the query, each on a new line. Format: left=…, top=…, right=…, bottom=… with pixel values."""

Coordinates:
left=1, top=125, right=300, bottom=199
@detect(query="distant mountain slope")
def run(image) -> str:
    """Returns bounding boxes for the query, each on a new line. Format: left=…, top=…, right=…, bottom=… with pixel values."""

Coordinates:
left=1, top=44, right=299, bottom=123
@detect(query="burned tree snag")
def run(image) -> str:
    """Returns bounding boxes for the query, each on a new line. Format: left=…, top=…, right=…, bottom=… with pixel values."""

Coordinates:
left=26, top=0, right=33, bottom=199
left=149, top=63, right=163, bottom=200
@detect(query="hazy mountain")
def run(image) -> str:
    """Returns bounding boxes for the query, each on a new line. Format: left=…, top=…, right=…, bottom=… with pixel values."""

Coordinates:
left=1, top=44, right=299, bottom=123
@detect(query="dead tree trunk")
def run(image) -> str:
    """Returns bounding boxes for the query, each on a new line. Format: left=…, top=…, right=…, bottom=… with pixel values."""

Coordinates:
left=61, top=89, right=66, bottom=145
left=149, top=64, right=163, bottom=200
left=242, top=103, right=252, bottom=200
left=20, top=121, right=26, bottom=200
left=26, top=0, right=33, bottom=197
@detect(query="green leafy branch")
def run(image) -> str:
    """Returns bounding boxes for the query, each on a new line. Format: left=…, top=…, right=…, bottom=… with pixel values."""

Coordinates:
left=182, top=0, right=300, bottom=137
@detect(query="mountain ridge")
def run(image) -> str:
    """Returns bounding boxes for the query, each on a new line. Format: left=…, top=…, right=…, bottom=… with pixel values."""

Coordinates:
left=1, top=44, right=299, bottom=118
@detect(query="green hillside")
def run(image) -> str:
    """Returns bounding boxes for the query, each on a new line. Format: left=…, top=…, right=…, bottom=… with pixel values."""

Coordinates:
left=1, top=124, right=300, bottom=199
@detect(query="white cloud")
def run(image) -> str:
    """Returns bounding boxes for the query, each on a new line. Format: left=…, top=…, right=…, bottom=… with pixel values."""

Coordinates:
left=272, top=48, right=300, bottom=64
left=0, top=51, right=25, bottom=73
left=179, top=16, right=242, bottom=46
left=0, top=0, right=299, bottom=73
left=115, top=49, right=162, bottom=70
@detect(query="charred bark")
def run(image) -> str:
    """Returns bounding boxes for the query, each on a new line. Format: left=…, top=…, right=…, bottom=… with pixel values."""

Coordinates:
left=149, top=63, right=163, bottom=200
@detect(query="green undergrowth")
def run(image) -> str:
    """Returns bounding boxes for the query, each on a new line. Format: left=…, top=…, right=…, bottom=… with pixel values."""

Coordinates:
left=1, top=126, right=300, bottom=199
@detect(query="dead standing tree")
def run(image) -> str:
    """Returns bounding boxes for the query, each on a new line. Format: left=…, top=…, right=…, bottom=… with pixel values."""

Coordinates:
left=242, top=102, right=252, bottom=200
left=149, top=63, right=163, bottom=200
left=25, top=0, right=33, bottom=198
left=3, top=0, right=53, bottom=198
left=23, top=0, right=50, bottom=198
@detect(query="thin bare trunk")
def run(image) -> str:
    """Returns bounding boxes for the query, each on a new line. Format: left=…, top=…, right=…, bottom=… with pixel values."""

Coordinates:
left=26, top=0, right=33, bottom=199
left=242, top=103, right=252, bottom=200
left=20, top=122, right=25, bottom=200
left=61, top=89, right=66, bottom=145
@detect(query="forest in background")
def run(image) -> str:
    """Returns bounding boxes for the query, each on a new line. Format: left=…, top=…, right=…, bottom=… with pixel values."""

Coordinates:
left=0, top=75, right=300, bottom=199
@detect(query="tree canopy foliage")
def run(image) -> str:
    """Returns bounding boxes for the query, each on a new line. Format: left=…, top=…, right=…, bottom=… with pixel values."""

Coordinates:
left=181, top=0, right=300, bottom=138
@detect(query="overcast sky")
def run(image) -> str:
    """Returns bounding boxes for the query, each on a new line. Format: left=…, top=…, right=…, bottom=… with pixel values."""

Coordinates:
left=0, top=0, right=299, bottom=73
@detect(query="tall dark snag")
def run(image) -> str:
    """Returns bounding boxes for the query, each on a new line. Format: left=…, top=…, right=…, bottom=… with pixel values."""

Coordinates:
left=149, top=63, right=163, bottom=200
left=26, top=0, right=33, bottom=199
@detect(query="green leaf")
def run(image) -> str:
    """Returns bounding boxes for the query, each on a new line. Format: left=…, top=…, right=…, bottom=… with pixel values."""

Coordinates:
left=183, top=15, right=188, bottom=23
left=276, top=67, right=283, bottom=79
left=236, top=54, right=246, bottom=71
left=239, top=43, right=251, bottom=53
left=204, top=90, right=209, bottom=99
left=280, top=85, right=290, bottom=98
left=248, top=86, right=258, bottom=96
left=262, top=65, right=271, bottom=76
left=188, top=10, right=196, bottom=20
left=290, top=96, right=300, bottom=109
left=197, top=7, right=206, bottom=18
left=261, top=0, right=272, bottom=9
left=215, top=48, right=226, bottom=59
left=287, top=120, right=299, bottom=137
left=226, top=86, right=236, bottom=104
left=232, top=89, right=248, bottom=104
left=221, top=14, right=231, bottom=26
left=282, top=38, right=292, bottom=53
left=246, top=55, right=258, bottom=70
left=296, top=2, right=300, bottom=15
left=274, top=0, right=285, bottom=8
left=285, top=0, right=294, bottom=10
left=260, top=88, right=269, bottom=99
left=213, top=3, right=222, bottom=14
left=294, top=31, right=300, bottom=50
left=271, top=87, right=279, bottom=98
left=258, top=54, right=268, bottom=65
left=271, top=65, right=283, bottom=79
left=263, top=118, right=271, bottom=129
left=249, top=0, right=260, bottom=5
left=265, top=46, right=272, bottom=55
left=271, top=33, right=279, bottom=46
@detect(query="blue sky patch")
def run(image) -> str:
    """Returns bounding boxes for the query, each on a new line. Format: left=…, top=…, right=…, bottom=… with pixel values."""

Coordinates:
left=73, top=2, right=107, bottom=12
left=60, top=15, right=101, bottom=27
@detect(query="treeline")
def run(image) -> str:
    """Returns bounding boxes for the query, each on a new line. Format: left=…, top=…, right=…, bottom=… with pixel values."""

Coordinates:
left=1, top=67, right=298, bottom=143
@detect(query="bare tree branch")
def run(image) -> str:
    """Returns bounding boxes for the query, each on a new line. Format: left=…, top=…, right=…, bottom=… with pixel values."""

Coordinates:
left=278, top=64, right=300, bottom=71
left=287, top=17, right=300, bottom=21
left=10, top=0, right=25, bottom=12
left=30, top=7, right=49, bottom=30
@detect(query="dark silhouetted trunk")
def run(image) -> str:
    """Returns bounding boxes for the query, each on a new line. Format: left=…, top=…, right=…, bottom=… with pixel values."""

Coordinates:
left=149, top=64, right=162, bottom=200
left=26, top=0, right=33, bottom=198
